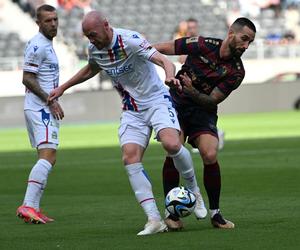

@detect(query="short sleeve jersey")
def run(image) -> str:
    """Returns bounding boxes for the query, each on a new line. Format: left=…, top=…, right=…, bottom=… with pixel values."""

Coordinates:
left=23, top=32, right=59, bottom=111
left=88, top=28, right=170, bottom=111
left=173, top=36, right=245, bottom=107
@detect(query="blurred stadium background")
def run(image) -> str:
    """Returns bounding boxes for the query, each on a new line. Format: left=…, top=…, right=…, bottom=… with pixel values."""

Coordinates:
left=1, top=0, right=300, bottom=126
left=1, top=1, right=300, bottom=249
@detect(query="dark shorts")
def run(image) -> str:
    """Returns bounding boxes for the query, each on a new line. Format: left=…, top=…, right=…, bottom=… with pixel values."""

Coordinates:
left=176, top=106, right=218, bottom=148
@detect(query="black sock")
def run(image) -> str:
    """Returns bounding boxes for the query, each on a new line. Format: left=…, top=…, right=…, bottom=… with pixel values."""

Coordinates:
left=204, top=161, right=221, bottom=210
left=162, top=157, right=180, bottom=197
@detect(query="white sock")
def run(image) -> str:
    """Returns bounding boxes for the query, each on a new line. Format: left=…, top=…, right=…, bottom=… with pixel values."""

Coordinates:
left=210, top=209, right=220, bottom=218
left=125, top=163, right=161, bottom=221
left=169, top=145, right=200, bottom=193
left=23, top=159, right=52, bottom=209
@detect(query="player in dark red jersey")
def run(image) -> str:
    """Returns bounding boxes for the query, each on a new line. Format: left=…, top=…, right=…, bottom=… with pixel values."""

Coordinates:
left=154, top=17, right=256, bottom=230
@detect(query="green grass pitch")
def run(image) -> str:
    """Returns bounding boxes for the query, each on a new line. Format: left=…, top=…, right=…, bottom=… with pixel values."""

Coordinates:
left=0, top=111, right=300, bottom=249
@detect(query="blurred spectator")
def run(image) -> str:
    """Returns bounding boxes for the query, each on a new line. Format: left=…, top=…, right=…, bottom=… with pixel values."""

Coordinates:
left=58, top=0, right=91, bottom=13
left=172, top=20, right=187, bottom=40
left=186, top=18, right=199, bottom=37
left=238, top=0, right=261, bottom=18
left=284, top=4, right=300, bottom=42
left=178, top=18, right=199, bottom=64
left=281, top=0, right=300, bottom=9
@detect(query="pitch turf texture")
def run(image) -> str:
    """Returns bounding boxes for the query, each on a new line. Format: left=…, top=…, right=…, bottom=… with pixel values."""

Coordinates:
left=1, top=111, right=300, bottom=250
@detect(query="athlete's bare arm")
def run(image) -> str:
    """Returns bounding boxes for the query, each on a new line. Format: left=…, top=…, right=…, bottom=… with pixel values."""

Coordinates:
left=48, top=63, right=101, bottom=101
left=150, top=51, right=182, bottom=92
left=153, top=41, right=175, bottom=55
left=180, top=72, right=228, bottom=112
left=23, top=71, right=64, bottom=120
left=23, top=71, right=49, bottom=103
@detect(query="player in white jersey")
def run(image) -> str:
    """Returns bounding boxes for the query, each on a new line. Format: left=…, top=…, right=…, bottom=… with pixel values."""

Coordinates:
left=16, top=5, right=64, bottom=224
left=49, top=10, right=207, bottom=235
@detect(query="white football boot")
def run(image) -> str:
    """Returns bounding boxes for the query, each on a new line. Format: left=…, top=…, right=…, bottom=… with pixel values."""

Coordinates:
left=137, top=220, right=168, bottom=236
left=194, top=192, right=208, bottom=219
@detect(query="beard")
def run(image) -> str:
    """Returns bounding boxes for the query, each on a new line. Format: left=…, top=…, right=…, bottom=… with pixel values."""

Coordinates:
left=229, top=44, right=245, bottom=57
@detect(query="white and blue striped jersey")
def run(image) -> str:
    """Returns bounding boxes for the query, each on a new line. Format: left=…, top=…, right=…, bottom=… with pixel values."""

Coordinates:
left=88, top=28, right=170, bottom=111
left=23, top=32, right=59, bottom=111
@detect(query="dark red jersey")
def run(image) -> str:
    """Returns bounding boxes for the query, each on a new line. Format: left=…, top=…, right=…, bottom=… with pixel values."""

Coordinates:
left=172, top=36, right=245, bottom=108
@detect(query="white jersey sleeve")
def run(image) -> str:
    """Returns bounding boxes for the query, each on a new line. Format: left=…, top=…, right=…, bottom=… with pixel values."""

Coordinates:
left=23, top=42, right=45, bottom=74
left=23, top=33, right=59, bottom=111
left=126, top=33, right=157, bottom=61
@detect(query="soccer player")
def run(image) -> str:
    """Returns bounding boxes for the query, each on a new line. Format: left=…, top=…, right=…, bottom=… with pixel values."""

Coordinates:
left=48, top=10, right=207, bottom=235
left=154, top=17, right=256, bottom=229
left=178, top=18, right=226, bottom=152
left=16, top=4, right=64, bottom=224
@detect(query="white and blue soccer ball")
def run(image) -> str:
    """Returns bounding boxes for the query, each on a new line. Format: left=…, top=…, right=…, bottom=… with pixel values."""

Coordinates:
left=165, top=186, right=196, bottom=218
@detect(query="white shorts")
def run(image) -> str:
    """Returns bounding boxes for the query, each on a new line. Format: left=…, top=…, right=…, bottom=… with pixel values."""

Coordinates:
left=118, top=101, right=180, bottom=148
left=24, top=109, right=60, bottom=148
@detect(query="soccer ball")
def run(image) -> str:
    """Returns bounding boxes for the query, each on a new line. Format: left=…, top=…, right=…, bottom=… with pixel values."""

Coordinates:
left=165, top=186, right=196, bottom=218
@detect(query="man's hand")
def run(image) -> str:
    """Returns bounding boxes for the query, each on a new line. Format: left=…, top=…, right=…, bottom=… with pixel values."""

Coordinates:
left=180, top=72, right=217, bottom=113
left=48, top=86, right=64, bottom=103
left=180, top=72, right=194, bottom=94
left=165, top=77, right=182, bottom=92
left=49, top=100, right=64, bottom=120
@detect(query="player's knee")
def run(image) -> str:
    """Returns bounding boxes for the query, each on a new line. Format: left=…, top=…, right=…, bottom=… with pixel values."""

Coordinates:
left=162, top=140, right=181, bottom=155
left=200, top=149, right=217, bottom=164
left=122, top=153, right=140, bottom=165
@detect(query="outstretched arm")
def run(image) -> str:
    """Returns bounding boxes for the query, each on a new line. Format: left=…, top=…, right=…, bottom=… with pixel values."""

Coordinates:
left=153, top=41, right=175, bottom=55
left=48, top=63, right=100, bottom=102
left=150, top=51, right=182, bottom=92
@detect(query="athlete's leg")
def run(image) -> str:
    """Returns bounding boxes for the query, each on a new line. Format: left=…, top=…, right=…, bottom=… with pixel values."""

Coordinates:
left=122, top=142, right=167, bottom=235
left=23, top=148, right=56, bottom=209
left=194, top=134, right=220, bottom=210
left=159, top=128, right=199, bottom=193
left=119, top=110, right=164, bottom=229
left=162, top=130, right=185, bottom=197
left=194, top=134, right=234, bottom=228
left=18, top=110, right=59, bottom=223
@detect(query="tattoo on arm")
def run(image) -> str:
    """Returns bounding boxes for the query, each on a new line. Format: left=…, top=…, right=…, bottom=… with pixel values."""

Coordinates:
left=22, top=72, right=48, bottom=103
left=187, top=88, right=217, bottom=112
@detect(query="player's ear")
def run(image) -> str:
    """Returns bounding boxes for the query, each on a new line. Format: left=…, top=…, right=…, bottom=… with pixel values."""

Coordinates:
left=103, top=20, right=109, bottom=30
left=228, top=28, right=235, bottom=39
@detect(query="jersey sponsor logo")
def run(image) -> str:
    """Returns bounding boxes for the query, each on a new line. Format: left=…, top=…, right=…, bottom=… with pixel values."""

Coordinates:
left=105, top=63, right=133, bottom=76
left=139, top=39, right=149, bottom=49
left=33, top=46, right=39, bottom=52
left=132, top=34, right=140, bottom=38
left=186, top=37, right=198, bottom=44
